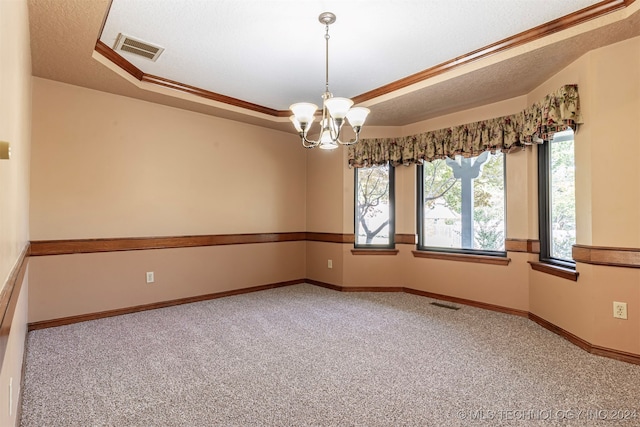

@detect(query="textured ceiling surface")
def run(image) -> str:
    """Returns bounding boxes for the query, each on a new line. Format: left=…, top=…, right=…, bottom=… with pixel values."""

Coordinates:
left=373, top=7, right=640, bottom=126
left=28, top=0, right=640, bottom=131
left=99, top=0, right=602, bottom=111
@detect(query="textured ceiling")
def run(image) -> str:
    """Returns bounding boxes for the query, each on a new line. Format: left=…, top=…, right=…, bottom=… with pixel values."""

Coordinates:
left=99, top=0, right=602, bottom=111
left=28, top=0, right=640, bottom=131
left=372, top=7, right=640, bottom=126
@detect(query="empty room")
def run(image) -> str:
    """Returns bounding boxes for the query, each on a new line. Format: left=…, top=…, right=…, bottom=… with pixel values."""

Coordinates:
left=2, top=0, right=640, bottom=425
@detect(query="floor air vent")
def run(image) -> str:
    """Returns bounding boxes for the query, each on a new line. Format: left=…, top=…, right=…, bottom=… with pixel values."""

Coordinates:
left=430, top=302, right=461, bottom=310
left=114, top=34, right=164, bottom=62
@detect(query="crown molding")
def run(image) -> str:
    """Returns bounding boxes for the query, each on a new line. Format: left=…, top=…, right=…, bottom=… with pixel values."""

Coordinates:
left=94, top=40, right=284, bottom=117
left=95, top=0, right=635, bottom=116
left=352, top=0, right=634, bottom=104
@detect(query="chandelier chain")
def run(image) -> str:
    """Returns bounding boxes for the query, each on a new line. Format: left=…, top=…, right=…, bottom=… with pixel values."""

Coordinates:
left=325, top=24, right=330, bottom=94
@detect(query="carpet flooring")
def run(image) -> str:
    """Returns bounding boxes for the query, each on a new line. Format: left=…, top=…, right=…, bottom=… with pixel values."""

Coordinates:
left=20, top=284, right=640, bottom=426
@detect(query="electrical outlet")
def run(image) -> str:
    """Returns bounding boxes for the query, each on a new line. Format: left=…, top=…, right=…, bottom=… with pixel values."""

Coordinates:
left=146, top=272, right=155, bottom=283
left=327, top=259, right=333, bottom=269
left=613, top=301, right=628, bottom=319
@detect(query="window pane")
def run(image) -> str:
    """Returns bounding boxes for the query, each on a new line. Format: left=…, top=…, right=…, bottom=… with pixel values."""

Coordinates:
left=550, top=138, right=576, bottom=260
left=356, top=165, right=392, bottom=246
left=422, top=152, right=505, bottom=252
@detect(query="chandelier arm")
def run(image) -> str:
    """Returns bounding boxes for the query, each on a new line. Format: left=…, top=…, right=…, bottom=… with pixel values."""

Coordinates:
left=302, top=138, right=319, bottom=148
left=299, top=132, right=320, bottom=148
left=336, top=128, right=363, bottom=146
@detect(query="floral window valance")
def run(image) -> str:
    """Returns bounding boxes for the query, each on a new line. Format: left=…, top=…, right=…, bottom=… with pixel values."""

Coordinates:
left=348, top=84, right=582, bottom=168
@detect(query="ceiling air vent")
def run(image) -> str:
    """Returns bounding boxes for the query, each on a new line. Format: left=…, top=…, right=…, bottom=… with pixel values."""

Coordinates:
left=114, top=34, right=164, bottom=62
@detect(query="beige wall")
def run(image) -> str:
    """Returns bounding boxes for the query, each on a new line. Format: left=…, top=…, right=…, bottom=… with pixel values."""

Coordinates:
left=0, top=273, right=28, bottom=427
left=30, top=78, right=306, bottom=239
left=0, top=0, right=32, bottom=425
left=29, top=78, right=307, bottom=321
left=399, top=95, right=531, bottom=311
left=0, top=0, right=31, bottom=283
left=529, top=36, right=640, bottom=354
left=0, top=6, right=630, bottom=426
left=303, top=91, right=532, bottom=311
left=24, top=20, right=640, bottom=382
left=306, top=36, right=640, bottom=354
left=305, top=148, right=344, bottom=234
left=29, top=243, right=305, bottom=323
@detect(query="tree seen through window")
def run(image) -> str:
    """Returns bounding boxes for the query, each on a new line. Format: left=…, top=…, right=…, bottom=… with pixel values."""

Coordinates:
left=420, top=152, right=505, bottom=253
left=355, top=165, right=394, bottom=247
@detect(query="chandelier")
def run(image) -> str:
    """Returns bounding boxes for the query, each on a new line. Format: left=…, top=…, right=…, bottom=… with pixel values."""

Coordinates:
left=289, top=12, right=370, bottom=150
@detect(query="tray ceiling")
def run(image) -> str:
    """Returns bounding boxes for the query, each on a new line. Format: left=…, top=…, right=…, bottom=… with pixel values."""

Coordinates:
left=29, top=0, right=640, bottom=130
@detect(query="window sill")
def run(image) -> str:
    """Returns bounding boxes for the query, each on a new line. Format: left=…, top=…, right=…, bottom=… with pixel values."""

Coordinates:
left=528, top=261, right=579, bottom=281
left=412, top=250, right=510, bottom=265
left=351, top=249, right=399, bottom=256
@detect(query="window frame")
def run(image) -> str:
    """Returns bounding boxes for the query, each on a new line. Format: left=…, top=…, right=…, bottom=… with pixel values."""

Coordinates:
left=537, top=137, right=576, bottom=269
left=354, top=164, right=396, bottom=249
left=416, top=154, right=507, bottom=257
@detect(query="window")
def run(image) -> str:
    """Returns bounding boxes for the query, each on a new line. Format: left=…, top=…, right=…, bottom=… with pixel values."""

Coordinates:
left=417, top=152, right=506, bottom=255
left=355, top=164, right=395, bottom=248
left=538, top=129, right=576, bottom=266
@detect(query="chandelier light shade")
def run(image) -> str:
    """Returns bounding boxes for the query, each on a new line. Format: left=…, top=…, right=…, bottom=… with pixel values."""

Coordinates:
left=289, top=12, right=370, bottom=149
